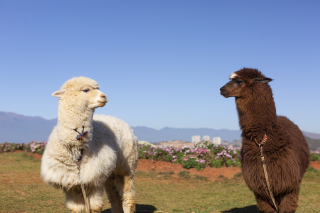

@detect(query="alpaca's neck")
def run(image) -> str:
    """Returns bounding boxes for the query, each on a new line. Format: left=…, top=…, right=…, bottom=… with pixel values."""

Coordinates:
left=56, top=100, right=94, bottom=150
left=236, top=88, right=277, bottom=141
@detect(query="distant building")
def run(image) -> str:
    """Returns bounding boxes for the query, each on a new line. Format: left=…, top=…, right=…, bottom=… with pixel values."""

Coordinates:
left=222, top=140, right=229, bottom=146
left=212, top=137, right=221, bottom=145
left=191, top=135, right=201, bottom=143
left=203, top=135, right=210, bottom=141
left=233, top=139, right=242, bottom=148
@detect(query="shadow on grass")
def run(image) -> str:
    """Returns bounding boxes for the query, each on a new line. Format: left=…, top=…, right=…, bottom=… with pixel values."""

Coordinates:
left=102, top=204, right=157, bottom=213
left=222, top=205, right=258, bottom=213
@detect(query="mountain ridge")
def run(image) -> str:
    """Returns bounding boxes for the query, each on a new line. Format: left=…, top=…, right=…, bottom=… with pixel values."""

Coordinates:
left=1, top=111, right=320, bottom=144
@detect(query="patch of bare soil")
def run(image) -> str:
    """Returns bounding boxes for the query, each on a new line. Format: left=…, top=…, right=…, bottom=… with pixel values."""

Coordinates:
left=27, top=152, right=42, bottom=159
left=137, top=159, right=241, bottom=181
left=310, top=161, right=320, bottom=170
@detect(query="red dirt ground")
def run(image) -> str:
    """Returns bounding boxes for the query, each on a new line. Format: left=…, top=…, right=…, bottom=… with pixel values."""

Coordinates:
left=27, top=152, right=43, bottom=159
left=137, top=159, right=241, bottom=181
left=23, top=153, right=241, bottom=181
left=6, top=151, right=320, bottom=180
left=13, top=150, right=25, bottom=153
left=310, top=161, right=320, bottom=170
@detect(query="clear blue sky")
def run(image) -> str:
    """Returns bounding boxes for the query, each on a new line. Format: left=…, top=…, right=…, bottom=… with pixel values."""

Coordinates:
left=1, top=0, right=319, bottom=134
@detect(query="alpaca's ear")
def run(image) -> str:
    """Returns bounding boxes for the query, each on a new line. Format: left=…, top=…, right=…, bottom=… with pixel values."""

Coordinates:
left=52, top=89, right=67, bottom=97
left=253, top=77, right=273, bottom=84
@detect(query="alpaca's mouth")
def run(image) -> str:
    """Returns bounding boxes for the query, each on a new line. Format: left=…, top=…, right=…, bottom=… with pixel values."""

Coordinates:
left=220, top=86, right=230, bottom=98
left=98, top=100, right=108, bottom=104
left=97, top=100, right=108, bottom=107
left=220, top=91, right=230, bottom=98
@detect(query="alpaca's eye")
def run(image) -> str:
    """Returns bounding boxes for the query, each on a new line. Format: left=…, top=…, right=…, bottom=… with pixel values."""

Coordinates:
left=83, top=89, right=90, bottom=93
left=235, top=80, right=243, bottom=86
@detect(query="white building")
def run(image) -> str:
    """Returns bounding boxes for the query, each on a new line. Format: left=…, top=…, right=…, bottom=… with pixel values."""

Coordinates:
left=212, top=137, right=221, bottom=145
left=222, top=140, right=229, bottom=146
left=191, top=135, right=201, bottom=143
left=233, top=140, right=242, bottom=148
left=203, top=135, right=210, bottom=141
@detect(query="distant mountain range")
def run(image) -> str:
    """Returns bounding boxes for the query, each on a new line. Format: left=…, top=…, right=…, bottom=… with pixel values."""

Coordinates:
left=0, top=112, right=57, bottom=143
left=1, top=112, right=320, bottom=146
left=306, top=137, right=320, bottom=151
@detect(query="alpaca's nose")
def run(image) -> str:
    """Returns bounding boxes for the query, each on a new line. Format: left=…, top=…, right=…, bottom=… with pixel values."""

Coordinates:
left=101, top=93, right=106, bottom=99
left=220, top=87, right=225, bottom=92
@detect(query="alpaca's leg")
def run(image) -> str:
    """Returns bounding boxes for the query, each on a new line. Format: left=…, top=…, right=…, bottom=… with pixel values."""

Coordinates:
left=105, top=175, right=123, bottom=213
left=278, top=188, right=299, bottom=213
left=115, top=175, right=135, bottom=213
left=254, top=193, right=277, bottom=213
left=88, top=187, right=104, bottom=213
left=64, top=187, right=85, bottom=213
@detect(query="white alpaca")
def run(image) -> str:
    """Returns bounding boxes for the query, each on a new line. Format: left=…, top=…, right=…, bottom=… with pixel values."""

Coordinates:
left=41, top=77, right=138, bottom=213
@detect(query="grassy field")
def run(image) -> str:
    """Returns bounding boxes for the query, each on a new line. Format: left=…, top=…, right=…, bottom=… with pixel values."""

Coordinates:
left=0, top=153, right=319, bottom=213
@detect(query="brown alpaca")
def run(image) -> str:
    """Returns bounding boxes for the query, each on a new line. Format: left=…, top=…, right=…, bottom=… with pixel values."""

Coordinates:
left=220, top=68, right=309, bottom=213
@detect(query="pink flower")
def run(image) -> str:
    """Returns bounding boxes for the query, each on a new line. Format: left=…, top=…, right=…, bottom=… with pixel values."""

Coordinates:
left=182, top=157, right=188, bottom=162
left=226, top=154, right=232, bottom=158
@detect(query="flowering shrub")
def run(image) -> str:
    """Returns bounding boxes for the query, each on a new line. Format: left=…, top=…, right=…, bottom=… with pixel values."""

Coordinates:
left=0, top=142, right=26, bottom=153
left=139, top=144, right=176, bottom=162
left=310, top=151, right=320, bottom=161
left=2, top=140, right=320, bottom=169
left=195, top=141, right=241, bottom=168
left=0, top=141, right=47, bottom=154
left=25, top=141, right=47, bottom=155
left=138, top=140, right=242, bottom=170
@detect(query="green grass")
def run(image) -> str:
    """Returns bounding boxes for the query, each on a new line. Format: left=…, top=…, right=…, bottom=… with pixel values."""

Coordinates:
left=0, top=153, right=319, bottom=213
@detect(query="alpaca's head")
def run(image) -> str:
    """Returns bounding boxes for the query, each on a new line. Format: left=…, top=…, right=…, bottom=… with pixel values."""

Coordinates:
left=52, top=77, right=108, bottom=109
left=220, top=68, right=272, bottom=98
